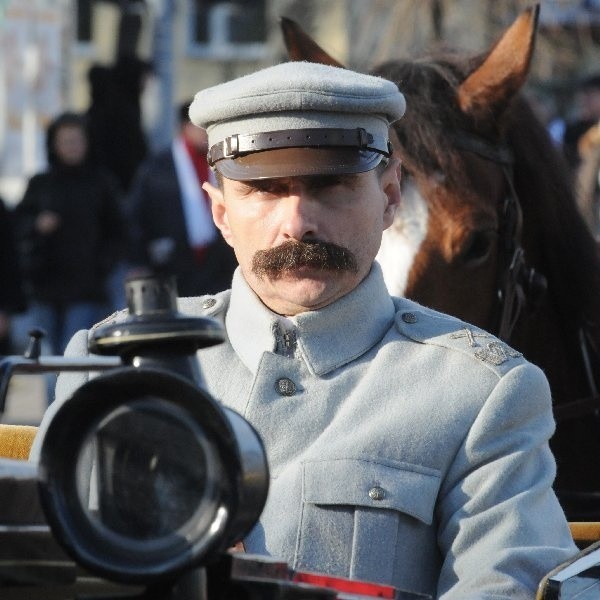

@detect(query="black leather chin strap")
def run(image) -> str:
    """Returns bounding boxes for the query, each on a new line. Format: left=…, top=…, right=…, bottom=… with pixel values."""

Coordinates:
left=208, top=127, right=392, bottom=166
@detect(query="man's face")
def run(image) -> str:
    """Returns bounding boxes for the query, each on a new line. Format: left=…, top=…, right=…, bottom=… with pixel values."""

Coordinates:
left=54, top=125, right=88, bottom=166
left=204, top=158, right=400, bottom=315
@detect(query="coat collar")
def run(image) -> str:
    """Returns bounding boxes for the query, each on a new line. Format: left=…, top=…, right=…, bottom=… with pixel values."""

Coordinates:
left=225, top=263, right=396, bottom=376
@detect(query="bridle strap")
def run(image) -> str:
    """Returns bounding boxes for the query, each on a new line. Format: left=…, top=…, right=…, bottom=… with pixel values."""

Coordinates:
left=554, top=328, right=600, bottom=421
left=454, top=131, right=600, bottom=421
left=494, top=163, right=541, bottom=342
left=453, top=132, right=533, bottom=342
left=496, top=246, right=527, bottom=341
left=453, top=134, right=514, bottom=166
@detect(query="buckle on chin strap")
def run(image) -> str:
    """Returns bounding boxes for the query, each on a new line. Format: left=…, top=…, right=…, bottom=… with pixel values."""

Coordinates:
left=225, top=134, right=239, bottom=158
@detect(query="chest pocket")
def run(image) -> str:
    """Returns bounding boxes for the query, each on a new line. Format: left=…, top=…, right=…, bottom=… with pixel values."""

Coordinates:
left=296, top=458, right=441, bottom=586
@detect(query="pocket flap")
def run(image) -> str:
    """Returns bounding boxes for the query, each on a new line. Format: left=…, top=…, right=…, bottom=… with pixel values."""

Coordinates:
left=303, top=458, right=440, bottom=525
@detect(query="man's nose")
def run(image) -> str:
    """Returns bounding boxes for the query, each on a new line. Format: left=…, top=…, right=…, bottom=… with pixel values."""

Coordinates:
left=280, top=186, right=318, bottom=241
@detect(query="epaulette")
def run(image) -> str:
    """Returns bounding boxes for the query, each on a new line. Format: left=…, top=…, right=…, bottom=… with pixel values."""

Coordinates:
left=88, top=291, right=230, bottom=337
left=393, top=301, right=524, bottom=376
left=89, top=309, right=128, bottom=333
left=176, top=290, right=230, bottom=320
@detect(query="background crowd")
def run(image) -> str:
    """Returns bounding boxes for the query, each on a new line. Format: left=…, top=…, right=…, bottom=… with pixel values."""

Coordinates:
left=0, top=57, right=237, bottom=404
left=531, top=73, right=600, bottom=238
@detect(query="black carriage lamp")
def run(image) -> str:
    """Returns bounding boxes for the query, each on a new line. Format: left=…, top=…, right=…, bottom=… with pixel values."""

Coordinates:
left=36, top=275, right=269, bottom=584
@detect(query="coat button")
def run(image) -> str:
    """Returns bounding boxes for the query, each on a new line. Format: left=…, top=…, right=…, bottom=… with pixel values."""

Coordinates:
left=275, top=378, right=296, bottom=396
left=202, top=298, right=216, bottom=309
left=368, top=486, right=386, bottom=501
left=401, top=312, right=418, bottom=324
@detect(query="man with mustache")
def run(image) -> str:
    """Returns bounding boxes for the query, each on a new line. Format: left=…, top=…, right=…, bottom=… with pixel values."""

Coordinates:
left=32, top=61, right=577, bottom=598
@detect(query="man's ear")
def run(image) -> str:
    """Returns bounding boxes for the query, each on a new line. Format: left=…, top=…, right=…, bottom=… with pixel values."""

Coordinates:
left=381, top=158, right=401, bottom=229
left=203, top=181, right=233, bottom=246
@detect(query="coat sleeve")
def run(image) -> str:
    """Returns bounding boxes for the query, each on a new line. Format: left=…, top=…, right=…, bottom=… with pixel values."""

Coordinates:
left=123, top=158, right=160, bottom=269
left=435, top=362, right=577, bottom=598
left=97, top=170, right=127, bottom=274
left=13, top=175, right=55, bottom=283
left=0, top=201, right=26, bottom=313
left=14, top=175, right=46, bottom=237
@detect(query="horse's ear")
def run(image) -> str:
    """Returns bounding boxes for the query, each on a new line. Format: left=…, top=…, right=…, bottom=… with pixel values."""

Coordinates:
left=457, top=4, right=540, bottom=120
left=280, top=16, right=345, bottom=67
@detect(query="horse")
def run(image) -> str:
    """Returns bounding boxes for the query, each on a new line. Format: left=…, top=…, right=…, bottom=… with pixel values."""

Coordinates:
left=281, top=5, right=600, bottom=521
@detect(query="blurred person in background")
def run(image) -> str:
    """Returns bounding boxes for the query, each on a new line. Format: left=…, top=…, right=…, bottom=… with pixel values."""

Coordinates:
left=562, top=73, right=600, bottom=169
left=12, top=112, right=126, bottom=399
left=85, top=58, right=154, bottom=310
left=125, top=100, right=237, bottom=296
left=86, top=57, right=152, bottom=194
left=575, top=116, right=600, bottom=238
left=525, top=88, right=566, bottom=147
left=0, top=198, right=26, bottom=355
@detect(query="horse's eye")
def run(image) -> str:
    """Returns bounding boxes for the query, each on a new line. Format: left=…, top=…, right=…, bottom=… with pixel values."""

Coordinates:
left=460, top=230, right=495, bottom=266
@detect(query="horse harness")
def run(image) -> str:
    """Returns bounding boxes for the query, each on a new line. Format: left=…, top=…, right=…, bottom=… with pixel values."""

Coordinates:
left=453, top=132, right=546, bottom=340
left=453, top=131, right=600, bottom=421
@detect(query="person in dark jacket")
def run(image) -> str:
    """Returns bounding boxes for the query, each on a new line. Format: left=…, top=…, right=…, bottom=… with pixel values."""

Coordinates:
left=125, top=101, right=237, bottom=296
left=0, top=199, right=26, bottom=355
left=13, top=112, right=126, bottom=359
left=86, top=57, right=152, bottom=193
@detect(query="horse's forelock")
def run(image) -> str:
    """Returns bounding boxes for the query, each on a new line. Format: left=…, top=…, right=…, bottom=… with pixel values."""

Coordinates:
left=373, top=56, right=473, bottom=187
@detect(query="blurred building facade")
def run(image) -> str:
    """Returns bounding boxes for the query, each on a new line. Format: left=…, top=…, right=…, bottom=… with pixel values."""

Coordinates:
left=0, top=0, right=598, bottom=203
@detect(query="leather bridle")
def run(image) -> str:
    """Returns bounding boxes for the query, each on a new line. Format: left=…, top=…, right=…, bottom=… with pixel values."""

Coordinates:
left=453, top=131, right=600, bottom=421
left=453, top=132, right=546, bottom=342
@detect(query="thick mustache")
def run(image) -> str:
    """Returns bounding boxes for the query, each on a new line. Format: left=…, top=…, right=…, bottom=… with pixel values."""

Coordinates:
left=252, top=240, right=358, bottom=279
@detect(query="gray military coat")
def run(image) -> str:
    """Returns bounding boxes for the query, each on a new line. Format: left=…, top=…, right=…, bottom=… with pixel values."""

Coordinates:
left=31, top=264, right=577, bottom=599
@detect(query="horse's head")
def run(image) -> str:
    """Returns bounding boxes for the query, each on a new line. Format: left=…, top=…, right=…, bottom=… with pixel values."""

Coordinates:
left=283, top=5, right=600, bottom=520
left=373, top=9, right=540, bottom=336
left=282, top=10, right=600, bottom=510
left=281, top=7, right=551, bottom=337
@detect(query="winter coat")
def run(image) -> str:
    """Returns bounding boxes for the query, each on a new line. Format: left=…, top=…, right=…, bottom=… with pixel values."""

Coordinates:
left=15, top=165, right=125, bottom=305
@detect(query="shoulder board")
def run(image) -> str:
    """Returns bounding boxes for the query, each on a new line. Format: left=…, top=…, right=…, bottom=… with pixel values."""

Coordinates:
left=177, top=290, right=230, bottom=319
left=89, top=309, right=127, bottom=333
left=393, top=300, right=524, bottom=375
left=88, top=290, right=230, bottom=335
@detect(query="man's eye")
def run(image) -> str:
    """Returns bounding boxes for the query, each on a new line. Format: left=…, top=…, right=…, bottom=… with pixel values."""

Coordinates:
left=236, top=182, right=275, bottom=195
left=307, top=176, right=344, bottom=191
left=245, top=181, right=284, bottom=195
left=257, top=185, right=285, bottom=196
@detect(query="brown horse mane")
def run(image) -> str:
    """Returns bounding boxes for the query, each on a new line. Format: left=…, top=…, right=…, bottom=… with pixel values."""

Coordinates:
left=506, top=95, right=600, bottom=333
left=372, top=53, right=483, bottom=186
left=373, top=53, right=600, bottom=338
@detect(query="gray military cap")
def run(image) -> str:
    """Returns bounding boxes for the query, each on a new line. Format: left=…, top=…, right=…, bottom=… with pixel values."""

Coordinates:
left=189, top=61, right=405, bottom=180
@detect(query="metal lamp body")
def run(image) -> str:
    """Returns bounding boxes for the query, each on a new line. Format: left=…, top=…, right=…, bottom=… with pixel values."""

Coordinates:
left=36, top=276, right=269, bottom=584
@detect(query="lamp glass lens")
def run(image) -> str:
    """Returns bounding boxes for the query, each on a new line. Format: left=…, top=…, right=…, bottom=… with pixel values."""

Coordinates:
left=75, top=398, right=217, bottom=541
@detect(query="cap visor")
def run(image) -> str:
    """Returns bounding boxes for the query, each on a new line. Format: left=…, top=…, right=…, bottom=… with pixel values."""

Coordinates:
left=214, top=147, right=385, bottom=181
